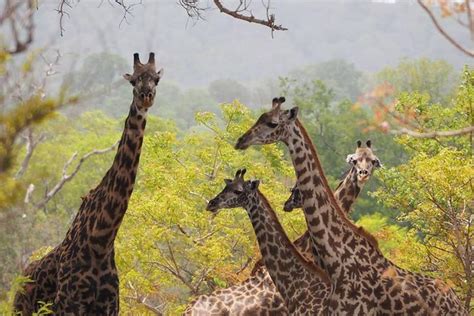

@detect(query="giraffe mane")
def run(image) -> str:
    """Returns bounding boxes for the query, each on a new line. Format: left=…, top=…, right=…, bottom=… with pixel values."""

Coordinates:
left=295, top=119, right=380, bottom=250
left=256, top=190, right=331, bottom=285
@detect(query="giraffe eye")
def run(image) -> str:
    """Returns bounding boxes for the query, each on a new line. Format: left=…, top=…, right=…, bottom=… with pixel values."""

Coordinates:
left=233, top=190, right=243, bottom=194
left=266, top=122, right=278, bottom=128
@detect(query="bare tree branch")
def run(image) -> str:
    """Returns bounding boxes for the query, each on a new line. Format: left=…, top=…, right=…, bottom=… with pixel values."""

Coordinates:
left=125, top=282, right=164, bottom=315
left=391, top=125, right=474, bottom=138
left=30, top=140, right=119, bottom=208
left=213, top=0, right=287, bottom=36
left=418, top=0, right=474, bottom=58
left=15, top=128, right=46, bottom=179
left=2, top=0, right=35, bottom=54
left=56, top=0, right=72, bottom=36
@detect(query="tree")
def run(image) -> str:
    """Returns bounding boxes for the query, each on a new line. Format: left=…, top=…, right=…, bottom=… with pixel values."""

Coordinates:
left=284, top=59, right=365, bottom=102
left=208, top=79, right=251, bottom=105
left=362, top=63, right=473, bottom=140
left=116, top=101, right=302, bottom=314
left=372, top=69, right=474, bottom=311
left=371, top=58, right=458, bottom=104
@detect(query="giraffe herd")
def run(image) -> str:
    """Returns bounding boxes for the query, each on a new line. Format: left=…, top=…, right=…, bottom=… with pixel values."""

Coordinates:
left=13, top=53, right=467, bottom=315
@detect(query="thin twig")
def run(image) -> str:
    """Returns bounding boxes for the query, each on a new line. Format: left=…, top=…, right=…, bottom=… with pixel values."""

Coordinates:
left=15, top=128, right=46, bottom=179
left=417, top=0, right=474, bottom=58
left=391, top=125, right=474, bottom=138
left=213, top=0, right=287, bottom=36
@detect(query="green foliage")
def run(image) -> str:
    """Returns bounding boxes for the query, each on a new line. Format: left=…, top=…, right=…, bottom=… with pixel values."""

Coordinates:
left=0, top=275, right=31, bottom=315
left=356, top=213, right=425, bottom=272
left=373, top=68, right=473, bottom=307
left=0, top=275, right=52, bottom=315
left=208, top=79, right=251, bottom=104
left=372, top=58, right=458, bottom=104
left=117, top=101, right=304, bottom=313
left=0, top=50, right=78, bottom=209
left=283, top=59, right=365, bottom=101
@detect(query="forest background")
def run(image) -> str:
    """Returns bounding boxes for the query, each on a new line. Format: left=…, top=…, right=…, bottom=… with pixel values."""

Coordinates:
left=0, top=0, right=473, bottom=314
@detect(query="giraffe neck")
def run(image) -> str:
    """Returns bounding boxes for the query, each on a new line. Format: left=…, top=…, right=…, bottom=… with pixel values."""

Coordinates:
left=334, top=167, right=362, bottom=214
left=243, top=190, right=329, bottom=304
left=85, top=100, right=147, bottom=252
left=291, top=169, right=363, bottom=263
left=285, top=119, right=379, bottom=276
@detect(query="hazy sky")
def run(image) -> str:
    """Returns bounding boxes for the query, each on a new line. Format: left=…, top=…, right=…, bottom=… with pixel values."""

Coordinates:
left=29, top=0, right=471, bottom=87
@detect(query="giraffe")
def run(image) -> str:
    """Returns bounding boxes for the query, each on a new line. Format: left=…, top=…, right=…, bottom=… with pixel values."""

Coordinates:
left=235, top=97, right=467, bottom=315
left=13, top=53, right=163, bottom=315
left=184, top=263, right=287, bottom=315
left=184, top=140, right=380, bottom=315
left=190, top=169, right=332, bottom=315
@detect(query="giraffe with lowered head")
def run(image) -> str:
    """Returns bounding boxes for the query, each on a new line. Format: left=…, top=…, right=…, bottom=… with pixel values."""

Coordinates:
left=184, top=140, right=380, bottom=315
left=14, top=53, right=163, bottom=315
left=235, top=97, right=467, bottom=315
left=190, top=169, right=332, bottom=315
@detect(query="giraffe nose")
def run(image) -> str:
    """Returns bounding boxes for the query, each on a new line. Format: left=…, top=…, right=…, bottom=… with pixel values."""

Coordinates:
left=359, top=169, right=369, bottom=176
left=206, top=199, right=218, bottom=212
left=283, top=200, right=295, bottom=212
left=235, top=136, right=249, bottom=150
left=140, top=92, right=153, bottom=99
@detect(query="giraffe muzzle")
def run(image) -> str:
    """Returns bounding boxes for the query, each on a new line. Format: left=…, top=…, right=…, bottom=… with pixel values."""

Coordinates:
left=235, top=136, right=250, bottom=150
left=206, top=199, right=219, bottom=212
left=283, top=200, right=296, bottom=212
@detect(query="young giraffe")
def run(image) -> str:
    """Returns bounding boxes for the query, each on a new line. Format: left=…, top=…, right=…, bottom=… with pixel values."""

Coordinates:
left=235, top=97, right=467, bottom=315
left=14, top=53, right=163, bottom=315
left=195, top=169, right=332, bottom=315
left=184, top=141, right=380, bottom=315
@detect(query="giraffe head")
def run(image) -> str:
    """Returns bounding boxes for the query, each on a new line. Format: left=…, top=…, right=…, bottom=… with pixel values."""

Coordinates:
left=283, top=184, right=301, bottom=212
left=206, top=169, right=260, bottom=213
left=235, top=97, right=299, bottom=150
left=123, top=52, right=164, bottom=110
left=346, top=140, right=381, bottom=184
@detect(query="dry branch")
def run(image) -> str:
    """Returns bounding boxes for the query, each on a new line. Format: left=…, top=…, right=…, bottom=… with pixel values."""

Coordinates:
left=213, top=0, right=287, bottom=36
left=2, top=0, right=35, bottom=54
left=417, top=0, right=474, bottom=58
left=29, top=140, right=119, bottom=208
left=179, top=0, right=287, bottom=36
left=15, top=129, right=46, bottom=179
left=391, top=125, right=474, bottom=138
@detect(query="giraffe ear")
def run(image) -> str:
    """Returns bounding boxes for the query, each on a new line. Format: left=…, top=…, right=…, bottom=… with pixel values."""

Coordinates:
left=224, top=179, right=232, bottom=185
left=250, top=180, right=260, bottom=191
left=289, top=107, right=299, bottom=121
left=346, top=154, right=356, bottom=164
left=156, top=68, right=164, bottom=79
left=123, top=74, right=132, bottom=81
left=373, top=158, right=382, bottom=168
